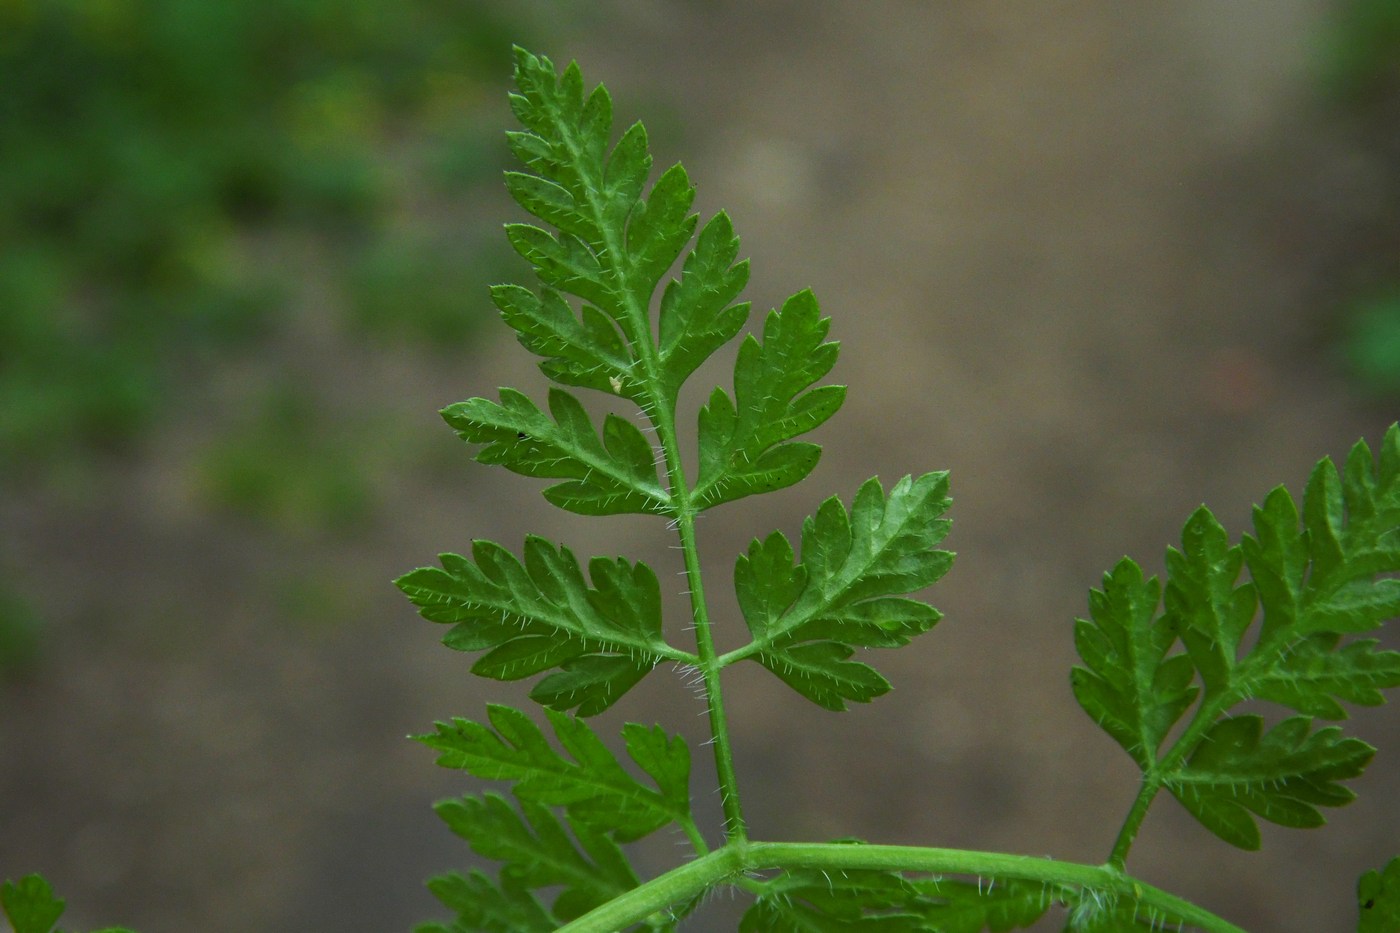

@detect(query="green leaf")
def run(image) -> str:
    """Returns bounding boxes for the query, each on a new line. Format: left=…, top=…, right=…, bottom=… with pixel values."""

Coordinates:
left=621, top=720, right=693, bottom=819
left=0, top=877, right=133, bottom=933
left=1, top=875, right=64, bottom=933
left=1166, top=715, right=1375, bottom=850
left=1071, top=558, right=1198, bottom=771
left=433, top=794, right=640, bottom=924
left=491, top=284, right=638, bottom=401
left=1162, top=506, right=1255, bottom=698
left=441, top=387, right=669, bottom=516
left=656, top=211, right=751, bottom=403
left=396, top=538, right=688, bottom=715
left=1358, top=856, right=1400, bottom=933
left=1250, top=634, right=1400, bottom=719
left=417, top=705, right=690, bottom=842
left=1244, top=434, right=1400, bottom=652
left=731, top=473, right=952, bottom=710
left=505, top=48, right=702, bottom=321
left=694, top=289, right=846, bottom=510
left=1076, top=428, right=1400, bottom=854
left=420, top=870, right=555, bottom=933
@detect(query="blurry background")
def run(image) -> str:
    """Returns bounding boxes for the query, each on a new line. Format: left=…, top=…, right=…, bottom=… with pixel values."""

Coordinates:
left=3, top=1, right=1400, bottom=930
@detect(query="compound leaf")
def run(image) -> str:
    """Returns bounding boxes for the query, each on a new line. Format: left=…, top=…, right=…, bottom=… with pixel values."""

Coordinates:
left=1358, top=857, right=1400, bottom=933
left=1166, top=715, right=1375, bottom=850
left=416, top=704, right=690, bottom=843
left=731, top=473, right=952, bottom=710
left=1071, top=558, right=1198, bottom=771
left=694, top=290, right=845, bottom=510
left=502, top=46, right=754, bottom=418
left=1076, top=427, right=1400, bottom=857
left=505, top=46, right=705, bottom=326
left=441, top=388, right=669, bottom=516
left=433, top=794, right=639, bottom=924
left=396, top=538, right=689, bottom=716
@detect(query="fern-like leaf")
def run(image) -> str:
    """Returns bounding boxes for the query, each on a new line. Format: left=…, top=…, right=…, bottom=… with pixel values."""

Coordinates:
left=1071, top=558, right=1198, bottom=771
left=418, top=704, right=691, bottom=842
left=441, top=388, right=669, bottom=516
left=693, top=290, right=846, bottom=510
left=396, top=538, right=693, bottom=715
left=1076, top=426, right=1400, bottom=851
left=433, top=794, right=641, bottom=925
left=416, top=870, right=555, bottom=933
left=728, top=473, right=952, bottom=710
left=1166, top=715, right=1373, bottom=850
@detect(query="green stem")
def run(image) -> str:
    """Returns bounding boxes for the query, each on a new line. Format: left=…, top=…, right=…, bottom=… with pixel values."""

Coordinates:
left=674, top=505, right=747, bottom=839
left=678, top=814, right=709, bottom=856
left=1109, top=687, right=1235, bottom=867
left=553, top=840, right=1247, bottom=933
left=1107, top=777, right=1160, bottom=869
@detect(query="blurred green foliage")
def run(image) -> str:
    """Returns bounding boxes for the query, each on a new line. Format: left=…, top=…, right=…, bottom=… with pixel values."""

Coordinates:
left=0, top=582, right=43, bottom=678
left=196, top=386, right=377, bottom=534
left=1342, top=289, right=1400, bottom=396
left=1318, top=0, right=1400, bottom=98
left=0, top=0, right=529, bottom=475
left=1317, top=0, right=1400, bottom=397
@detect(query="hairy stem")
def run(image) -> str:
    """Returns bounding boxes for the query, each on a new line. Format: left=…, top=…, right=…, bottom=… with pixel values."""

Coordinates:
left=647, top=387, right=746, bottom=839
left=1112, top=679, right=1256, bottom=867
left=673, top=505, right=747, bottom=839
left=1107, top=776, right=1161, bottom=869
left=1110, top=686, right=1237, bottom=867
left=553, top=841, right=1247, bottom=933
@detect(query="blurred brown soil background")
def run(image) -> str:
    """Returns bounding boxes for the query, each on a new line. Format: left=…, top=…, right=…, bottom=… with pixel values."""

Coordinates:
left=3, top=2, right=1399, bottom=931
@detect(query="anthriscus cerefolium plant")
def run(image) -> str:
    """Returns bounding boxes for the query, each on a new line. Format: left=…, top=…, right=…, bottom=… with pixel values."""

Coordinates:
left=6, top=46, right=1400, bottom=933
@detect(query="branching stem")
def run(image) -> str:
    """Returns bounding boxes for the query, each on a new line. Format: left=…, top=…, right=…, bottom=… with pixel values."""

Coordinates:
left=1109, top=689, right=1242, bottom=867
left=553, top=841, right=1248, bottom=933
